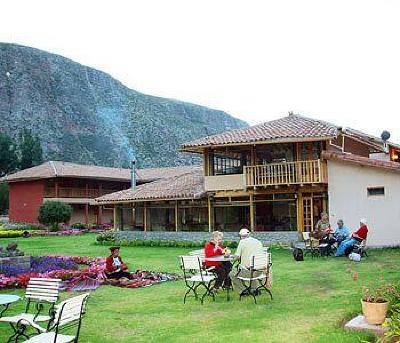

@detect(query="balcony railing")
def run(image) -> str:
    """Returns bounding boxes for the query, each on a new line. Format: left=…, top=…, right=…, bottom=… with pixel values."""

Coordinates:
left=44, top=187, right=119, bottom=199
left=244, top=159, right=327, bottom=187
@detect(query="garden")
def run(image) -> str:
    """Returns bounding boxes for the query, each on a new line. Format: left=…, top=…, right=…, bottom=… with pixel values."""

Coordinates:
left=0, top=234, right=399, bottom=342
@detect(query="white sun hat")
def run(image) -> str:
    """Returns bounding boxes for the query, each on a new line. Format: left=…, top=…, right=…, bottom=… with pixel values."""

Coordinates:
left=239, top=228, right=250, bottom=236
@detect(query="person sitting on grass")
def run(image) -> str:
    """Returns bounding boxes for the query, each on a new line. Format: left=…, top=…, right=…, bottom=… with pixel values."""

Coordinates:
left=335, top=219, right=368, bottom=257
left=204, top=231, right=232, bottom=292
left=229, top=228, right=263, bottom=295
left=105, top=246, right=132, bottom=279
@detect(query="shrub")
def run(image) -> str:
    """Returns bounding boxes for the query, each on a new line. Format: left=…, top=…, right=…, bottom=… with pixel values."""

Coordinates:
left=383, top=303, right=400, bottom=341
left=94, top=237, right=237, bottom=249
left=0, top=230, right=25, bottom=238
left=71, top=223, right=87, bottom=230
left=2, top=223, right=43, bottom=231
left=38, top=201, right=72, bottom=231
left=96, top=230, right=115, bottom=242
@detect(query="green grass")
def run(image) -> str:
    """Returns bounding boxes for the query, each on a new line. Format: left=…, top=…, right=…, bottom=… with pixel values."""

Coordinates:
left=1, top=234, right=399, bottom=342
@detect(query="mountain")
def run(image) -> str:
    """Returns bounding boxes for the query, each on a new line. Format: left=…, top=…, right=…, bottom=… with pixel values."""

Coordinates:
left=0, top=43, right=247, bottom=168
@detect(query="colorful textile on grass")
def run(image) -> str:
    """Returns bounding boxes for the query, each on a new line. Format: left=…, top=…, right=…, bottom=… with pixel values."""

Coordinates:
left=0, top=255, right=180, bottom=291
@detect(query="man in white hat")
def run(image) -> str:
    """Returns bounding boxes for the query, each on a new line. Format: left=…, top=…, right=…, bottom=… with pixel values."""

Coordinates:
left=229, top=228, right=263, bottom=294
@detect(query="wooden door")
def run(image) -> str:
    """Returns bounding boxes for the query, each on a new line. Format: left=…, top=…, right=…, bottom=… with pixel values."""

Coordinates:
left=303, top=197, right=314, bottom=232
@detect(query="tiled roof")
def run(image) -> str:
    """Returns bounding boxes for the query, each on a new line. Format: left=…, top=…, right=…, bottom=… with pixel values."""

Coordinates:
left=322, top=151, right=400, bottom=173
left=95, top=169, right=205, bottom=203
left=0, top=161, right=197, bottom=184
left=182, top=114, right=338, bottom=151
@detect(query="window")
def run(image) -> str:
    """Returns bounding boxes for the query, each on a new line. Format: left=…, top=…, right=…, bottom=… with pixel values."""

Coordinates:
left=212, top=151, right=250, bottom=175
left=367, top=187, right=385, bottom=197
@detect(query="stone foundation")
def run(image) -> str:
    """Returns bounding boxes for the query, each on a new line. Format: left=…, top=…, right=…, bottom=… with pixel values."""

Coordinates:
left=0, top=256, right=31, bottom=274
left=114, top=231, right=300, bottom=245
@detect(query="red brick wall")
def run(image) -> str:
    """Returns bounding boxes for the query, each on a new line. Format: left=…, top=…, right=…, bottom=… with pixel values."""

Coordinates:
left=9, top=181, right=44, bottom=223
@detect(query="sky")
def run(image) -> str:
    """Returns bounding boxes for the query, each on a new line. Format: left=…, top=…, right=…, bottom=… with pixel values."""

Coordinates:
left=1, top=0, right=400, bottom=142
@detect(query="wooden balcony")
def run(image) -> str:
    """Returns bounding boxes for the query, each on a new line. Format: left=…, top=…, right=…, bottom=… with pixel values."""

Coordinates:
left=44, top=187, right=119, bottom=199
left=244, top=159, right=327, bottom=188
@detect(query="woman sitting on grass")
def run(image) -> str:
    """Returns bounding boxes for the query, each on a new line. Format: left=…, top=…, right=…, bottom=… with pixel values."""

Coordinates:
left=105, top=246, right=133, bottom=279
left=204, top=231, right=232, bottom=292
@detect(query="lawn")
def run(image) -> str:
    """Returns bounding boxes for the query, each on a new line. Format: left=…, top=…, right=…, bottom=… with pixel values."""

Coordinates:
left=0, top=234, right=399, bottom=343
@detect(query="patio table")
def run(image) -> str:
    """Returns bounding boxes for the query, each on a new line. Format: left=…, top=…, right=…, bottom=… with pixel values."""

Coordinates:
left=0, top=295, right=21, bottom=318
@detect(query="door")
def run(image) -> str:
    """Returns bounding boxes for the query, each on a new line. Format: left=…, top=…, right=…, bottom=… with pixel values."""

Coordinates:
left=302, top=197, right=314, bottom=232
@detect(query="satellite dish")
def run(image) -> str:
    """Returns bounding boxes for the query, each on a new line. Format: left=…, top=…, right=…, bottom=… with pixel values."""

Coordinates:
left=381, top=130, right=391, bottom=142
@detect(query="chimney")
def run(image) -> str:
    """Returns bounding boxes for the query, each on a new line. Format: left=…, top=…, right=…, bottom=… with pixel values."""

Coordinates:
left=130, top=158, right=136, bottom=190
left=381, top=130, right=391, bottom=153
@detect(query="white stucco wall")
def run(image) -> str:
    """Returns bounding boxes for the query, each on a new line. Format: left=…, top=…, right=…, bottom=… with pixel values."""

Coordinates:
left=327, top=160, right=400, bottom=247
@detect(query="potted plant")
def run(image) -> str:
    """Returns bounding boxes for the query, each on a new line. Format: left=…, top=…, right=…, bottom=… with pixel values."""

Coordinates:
left=361, top=282, right=396, bottom=325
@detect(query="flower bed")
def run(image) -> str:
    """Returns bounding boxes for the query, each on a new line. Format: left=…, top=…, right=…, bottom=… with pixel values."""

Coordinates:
left=0, top=255, right=180, bottom=291
left=0, top=223, right=114, bottom=239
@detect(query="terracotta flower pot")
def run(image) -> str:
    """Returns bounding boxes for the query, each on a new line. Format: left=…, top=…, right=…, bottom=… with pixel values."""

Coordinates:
left=361, top=299, right=389, bottom=325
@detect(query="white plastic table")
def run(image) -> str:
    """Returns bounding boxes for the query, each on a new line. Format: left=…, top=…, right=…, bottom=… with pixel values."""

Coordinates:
left=204, top=255, right=236, bottom=262
left=0, top=294, right=21, bottom=317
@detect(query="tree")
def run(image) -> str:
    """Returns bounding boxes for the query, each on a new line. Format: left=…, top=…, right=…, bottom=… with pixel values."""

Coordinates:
left=0, top=132, right=18, bottom=177
left=19, top=129, right=43, bottom=170
left=0, top=184, right=9, bottom=215
left=38, top=201, right=72, bottom=231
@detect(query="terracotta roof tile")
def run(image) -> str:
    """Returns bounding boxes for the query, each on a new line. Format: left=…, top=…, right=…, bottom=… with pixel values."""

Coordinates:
left=95, top=169, right=205, bottom=202
left=182, top=114, right=338, bottom=150
left=0, top=161, right=198, bottom=184
left=322, top=151, right=400, bottom=173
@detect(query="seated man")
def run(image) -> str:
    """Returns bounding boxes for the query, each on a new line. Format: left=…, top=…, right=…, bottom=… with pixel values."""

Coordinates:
left=328, top=219, right=350, bottom=247
left=229, top=228, right=263, bottom=295
left=105, top=246, right=132, bottom=279
left=335, top=219, right=368, bottom=257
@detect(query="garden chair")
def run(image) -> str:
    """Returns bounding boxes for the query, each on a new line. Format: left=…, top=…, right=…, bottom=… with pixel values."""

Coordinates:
left=353, top=239, right=368, bottom=257
left=1, top=277, right=62, bottom=343
left=301, top=232, right=320, bottom=258
left=188, top=249, right=216, bottom=273
left=237, top=252, right=273, bottom=304
left=20, top=293, right=90, bottom=343
left=180, top=255, right=216, bottom=305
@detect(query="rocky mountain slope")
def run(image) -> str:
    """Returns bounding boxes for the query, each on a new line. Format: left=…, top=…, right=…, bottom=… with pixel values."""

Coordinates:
left=0, top=43, right=247, bottom=168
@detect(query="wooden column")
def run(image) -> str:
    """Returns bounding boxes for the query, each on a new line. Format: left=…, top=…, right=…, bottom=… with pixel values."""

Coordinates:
left=132, top=203, right=136, bottom=228
left=296, top=192, right=303, bottom=232
left=203, top=150, right=209, bottom=176
left=85, top=203, right=89, bottom=227
left=249, top=194, right=255, bottom=232
left=175, top=201, right=179, bottom=232
left=144, top=202, right=148, bottom=232
left=55, top=180, right=59, bottom=198
left=250, top=145, right=256, bottom=165
left=85, top=183, right=89, bottom=198
left=98, top=205, right=103, bottom=225
left=207, top=196, right=213, bottom=232
left=113, top=206, right=118, bottom=230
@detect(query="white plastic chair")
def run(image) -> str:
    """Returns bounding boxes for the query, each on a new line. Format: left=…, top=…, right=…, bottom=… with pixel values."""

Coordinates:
left=237, top=252, right=273, bottom=304
left=21, top=293, right=90, bottom=343
left=180, top=255, right=216, bottom=304
left=1, top=278, right=62, bottom=342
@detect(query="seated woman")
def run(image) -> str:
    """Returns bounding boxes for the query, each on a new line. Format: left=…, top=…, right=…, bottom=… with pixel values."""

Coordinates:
left=335, top=219, right=368, bottom=257
left=312, top=212, right=331, bottom=240
left=204, top=231, right=232, bottom=291
left=105, top=246, right=133, bottom=279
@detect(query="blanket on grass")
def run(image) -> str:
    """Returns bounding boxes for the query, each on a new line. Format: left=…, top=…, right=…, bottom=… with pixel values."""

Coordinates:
left=0, top=255, right=180, bottom=291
